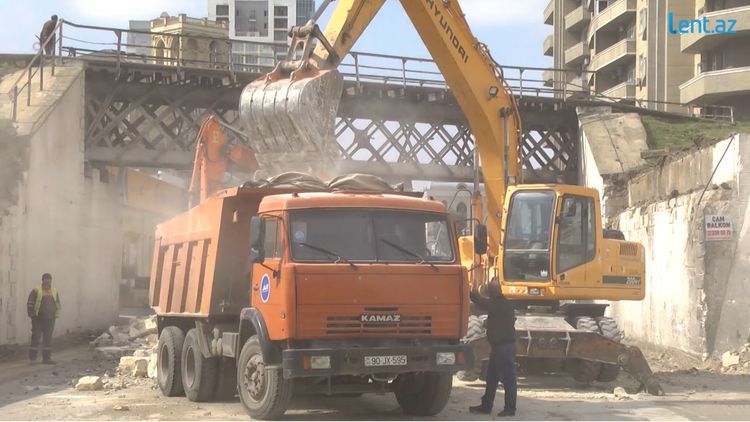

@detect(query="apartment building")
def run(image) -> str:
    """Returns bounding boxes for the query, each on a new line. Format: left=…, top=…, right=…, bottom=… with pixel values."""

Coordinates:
left=544, top=0, right=695, bottom=113
left=680, top=0, right=750, bottom=119
left=207, top=0, right=315, bottom=67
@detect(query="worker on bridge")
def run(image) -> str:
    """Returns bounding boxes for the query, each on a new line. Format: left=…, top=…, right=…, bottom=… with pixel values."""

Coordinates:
left=469, top=278, right=518, bottom=417
left=39, top=15, right=58, bottom=56
left=26, top=273, right=61, bottom=364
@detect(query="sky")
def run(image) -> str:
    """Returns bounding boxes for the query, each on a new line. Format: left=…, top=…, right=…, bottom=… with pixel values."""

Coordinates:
left=0, top=0, right=552, bottom=68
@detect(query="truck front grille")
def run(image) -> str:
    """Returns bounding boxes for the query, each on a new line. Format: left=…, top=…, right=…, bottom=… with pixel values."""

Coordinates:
left=326, top=308, right=432, bottom=335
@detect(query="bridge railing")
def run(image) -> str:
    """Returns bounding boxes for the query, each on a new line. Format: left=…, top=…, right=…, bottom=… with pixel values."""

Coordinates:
left=9, top=18, right=734, bottom=124
left=5, top=18, right=63, bottom=121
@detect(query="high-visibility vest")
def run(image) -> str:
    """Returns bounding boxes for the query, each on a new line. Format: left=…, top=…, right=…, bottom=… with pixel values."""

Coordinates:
left=33, top=286, right=60, bottom=319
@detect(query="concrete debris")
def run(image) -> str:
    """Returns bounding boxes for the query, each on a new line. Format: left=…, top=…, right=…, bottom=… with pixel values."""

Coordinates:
left=722, top=351, right=741, bottom=368
left=720, top=344, right=750, bottom=374
left=132, top=358, right=149, bottom=378
left=94, top=346, right=137, bottom=360
left=75, top=376, right=103, bottom=391
left=147, top=354, right=158, bottom=379
left=113, top=405, right=130, bottom=411
left=613, top=387, right=629, bottom=400
left=89, top=332, right=112, bottom=347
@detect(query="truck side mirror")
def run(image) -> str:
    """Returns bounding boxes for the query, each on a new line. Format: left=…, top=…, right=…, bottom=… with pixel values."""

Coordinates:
left=249, top=216, right=266, bottom=263
left=474, top=224, right=488, bottom=255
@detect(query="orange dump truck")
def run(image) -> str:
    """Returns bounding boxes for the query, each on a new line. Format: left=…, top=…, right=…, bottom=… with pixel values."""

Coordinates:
left=149, top=186, right=473, bottom=419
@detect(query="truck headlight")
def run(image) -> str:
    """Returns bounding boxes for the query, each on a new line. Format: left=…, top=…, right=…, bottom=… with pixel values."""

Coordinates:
left=436, top=352, right=456, bottom=365
left=310, top=355, right=331, bottom=369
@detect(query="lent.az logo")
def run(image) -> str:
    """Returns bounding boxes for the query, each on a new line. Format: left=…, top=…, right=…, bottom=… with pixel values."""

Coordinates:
left=668, top=12, right=737, bottom=35
left=260, top=274, right=271, bottom=303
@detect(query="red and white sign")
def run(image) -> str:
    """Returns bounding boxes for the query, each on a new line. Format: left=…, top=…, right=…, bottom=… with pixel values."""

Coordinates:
left=705, top=214, right=732, bottom=241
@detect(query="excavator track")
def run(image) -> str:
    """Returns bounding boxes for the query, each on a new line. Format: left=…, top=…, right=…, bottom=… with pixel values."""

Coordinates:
left=463, top=315, right=665, bottom=396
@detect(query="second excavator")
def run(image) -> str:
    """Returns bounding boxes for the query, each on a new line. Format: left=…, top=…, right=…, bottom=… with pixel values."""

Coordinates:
left=239, top=0, right=663, bottom=395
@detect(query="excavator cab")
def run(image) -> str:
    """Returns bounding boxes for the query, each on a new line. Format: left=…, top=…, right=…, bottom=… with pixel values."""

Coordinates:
left=496, top=184, right=646, bottom=301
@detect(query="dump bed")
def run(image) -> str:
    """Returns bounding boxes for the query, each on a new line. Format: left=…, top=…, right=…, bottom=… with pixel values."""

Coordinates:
left=149, top=187, right=293, bottom=318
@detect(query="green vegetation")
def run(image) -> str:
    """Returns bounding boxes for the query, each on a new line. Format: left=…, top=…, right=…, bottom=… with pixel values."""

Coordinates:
left=642, top=116, right=750, bottom=150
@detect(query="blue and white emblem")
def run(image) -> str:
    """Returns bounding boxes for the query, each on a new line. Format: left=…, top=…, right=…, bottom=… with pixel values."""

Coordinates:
left=260, top=274, right=271, bottom=303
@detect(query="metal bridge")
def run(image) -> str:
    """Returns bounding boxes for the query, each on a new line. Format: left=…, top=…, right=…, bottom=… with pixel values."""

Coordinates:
left=7, top=19, right=704, bottom=184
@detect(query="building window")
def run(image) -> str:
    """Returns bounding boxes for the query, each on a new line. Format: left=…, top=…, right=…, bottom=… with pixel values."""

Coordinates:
left=275, top=18, right=288, bottom=29
left=216, top=17, right=229, bottom=25
left=638, top=7, right=648, bottom=40
left=274, top=31, right=287, bottom=41
left=216, top=5, right=229, bottom=16
left=638, top=54, right=647, bottom=87
left=274, top=6, right=288, bottom=17
left=701, top=50, right=725, bottom=72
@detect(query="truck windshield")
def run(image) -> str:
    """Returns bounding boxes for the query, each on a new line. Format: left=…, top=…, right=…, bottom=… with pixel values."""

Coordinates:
left=503, top=191, right=555, bottom=282
left=289, top=209, right=454, bottom=264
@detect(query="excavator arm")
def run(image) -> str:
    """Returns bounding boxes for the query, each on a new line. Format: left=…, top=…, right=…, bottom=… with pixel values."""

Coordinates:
left=242, top=0, right=522, bottom=252
left=189, top=115, right=259, bottom=207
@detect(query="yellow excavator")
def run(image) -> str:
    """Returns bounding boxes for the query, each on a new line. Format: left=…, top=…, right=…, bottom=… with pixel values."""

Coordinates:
left=239, top=0, right=663, bottom=395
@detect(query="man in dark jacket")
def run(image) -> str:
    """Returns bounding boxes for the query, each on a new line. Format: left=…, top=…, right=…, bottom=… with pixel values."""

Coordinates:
left=469, top=278, right=517, bottom=417
left=27, top=273, right=61, bottom=364
left=39, top=15, right=58, bottom=56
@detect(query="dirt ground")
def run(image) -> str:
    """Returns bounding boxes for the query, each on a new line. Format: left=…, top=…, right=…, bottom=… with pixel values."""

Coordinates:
left=1, top=342, right=750, bottom=421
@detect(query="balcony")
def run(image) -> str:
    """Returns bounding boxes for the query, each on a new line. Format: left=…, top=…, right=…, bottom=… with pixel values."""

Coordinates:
left=680, top=66, right=750, bottom=103
left=588, top=0, right=636, bottom=44
left=681, top=6, right=750, bottom=53
left=564, top=41, right=590, bottom=66
left=600, top=81, right=636, bottom=99
left=590, top=39, right=635, bottom=72
left=544, top=0, right=554, bottom=25
left=565, top=6, right=591, bottom=32
left=544, top=35, right=554, bottom=56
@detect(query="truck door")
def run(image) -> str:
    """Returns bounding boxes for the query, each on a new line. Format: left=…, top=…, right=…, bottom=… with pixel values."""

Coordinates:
left=251, top=216, right=286, bottom=336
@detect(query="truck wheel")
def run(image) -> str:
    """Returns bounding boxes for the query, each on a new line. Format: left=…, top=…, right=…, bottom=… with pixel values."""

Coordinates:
left=394, top=372, right=453, bottom=416
left=181, top=328, right=219, bottom=402
left=157, top=326, right=185, bottom=397
left=570, top=317, right=601, bottom=384
left=237, top=335, right=292, bottom=420
left=214, top=357, right=238, bottom=401
left=464, top=315, right=487, bottom=342
left=596, top=317, right=622, bottom=382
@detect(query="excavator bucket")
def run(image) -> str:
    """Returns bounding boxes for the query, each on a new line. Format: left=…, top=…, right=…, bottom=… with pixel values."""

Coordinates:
left=238, top=69, right=344, bottom=158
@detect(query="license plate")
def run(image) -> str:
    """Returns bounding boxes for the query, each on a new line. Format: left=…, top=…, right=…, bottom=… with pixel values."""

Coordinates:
left=364, top=355, right=407, bottom=367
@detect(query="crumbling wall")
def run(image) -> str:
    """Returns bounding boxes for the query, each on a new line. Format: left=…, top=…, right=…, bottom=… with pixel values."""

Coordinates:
left=0, top=70, right=122, bottom=345
left=584, top=133, right=750, bottom=356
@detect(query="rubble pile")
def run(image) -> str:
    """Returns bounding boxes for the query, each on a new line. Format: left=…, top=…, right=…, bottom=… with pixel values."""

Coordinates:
left=77, top=315, right=159, bottom=391
left=721, top=344, right=750, bottom=374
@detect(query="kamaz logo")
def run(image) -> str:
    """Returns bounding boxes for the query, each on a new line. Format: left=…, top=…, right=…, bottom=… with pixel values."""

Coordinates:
left=361, top=314, right=401, bottom=323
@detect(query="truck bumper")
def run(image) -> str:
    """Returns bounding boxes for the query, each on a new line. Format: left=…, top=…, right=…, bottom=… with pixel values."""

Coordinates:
left=281, top=344, right=473, bottom=379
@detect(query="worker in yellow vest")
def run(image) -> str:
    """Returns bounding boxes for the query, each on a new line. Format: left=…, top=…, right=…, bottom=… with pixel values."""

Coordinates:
left=26, top=273, right=61, bottom=364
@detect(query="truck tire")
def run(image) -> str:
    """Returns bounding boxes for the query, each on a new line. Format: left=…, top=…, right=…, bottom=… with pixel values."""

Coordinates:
left=569, top=317, right=601, bottom=384
left=157, top=326, right=185, bottom=397
left=181, top=328, right=219, bottom=402
left=214, top=357, right=238, bottom=401
left=595, top=317, right=622, bottom=382
left=394, top=372, right=453, bottom=416
left=464, top=315, right=487, bottom=342
left=237, top=335, right=292, bottom=420
left=457, top=315, right=487, bottom=381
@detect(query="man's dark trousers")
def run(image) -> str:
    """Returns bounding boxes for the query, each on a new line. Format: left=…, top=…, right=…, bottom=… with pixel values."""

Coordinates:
left=481, top=342, right=517, bottom=411
left=29, top=317, right=55, bottom=361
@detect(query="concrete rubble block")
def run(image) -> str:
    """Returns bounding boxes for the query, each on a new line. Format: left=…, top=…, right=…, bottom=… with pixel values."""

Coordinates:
left=94, top=346, right=137, bottom=360
left=75, top=376, right=104, bottom=391
left=146, top=334, right=158, bottom=346
left=132, top=357, right=149, bottom=378
left=147, top=354, right=158, bottom=379
left=613, top=387, right=629, bottom=399
left=113, top=405, right=130, bottom=411
left=89, top=332, right=112, bottom=347
left=118, top=356, right=137, bottom=374
left=722, top=351, right=740, bottom=367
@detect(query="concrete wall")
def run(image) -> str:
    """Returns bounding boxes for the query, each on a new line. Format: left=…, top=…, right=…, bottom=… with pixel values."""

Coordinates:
left=0, top=69, right=122, bottom=344
left=582, top=133, right=750, bottom=356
